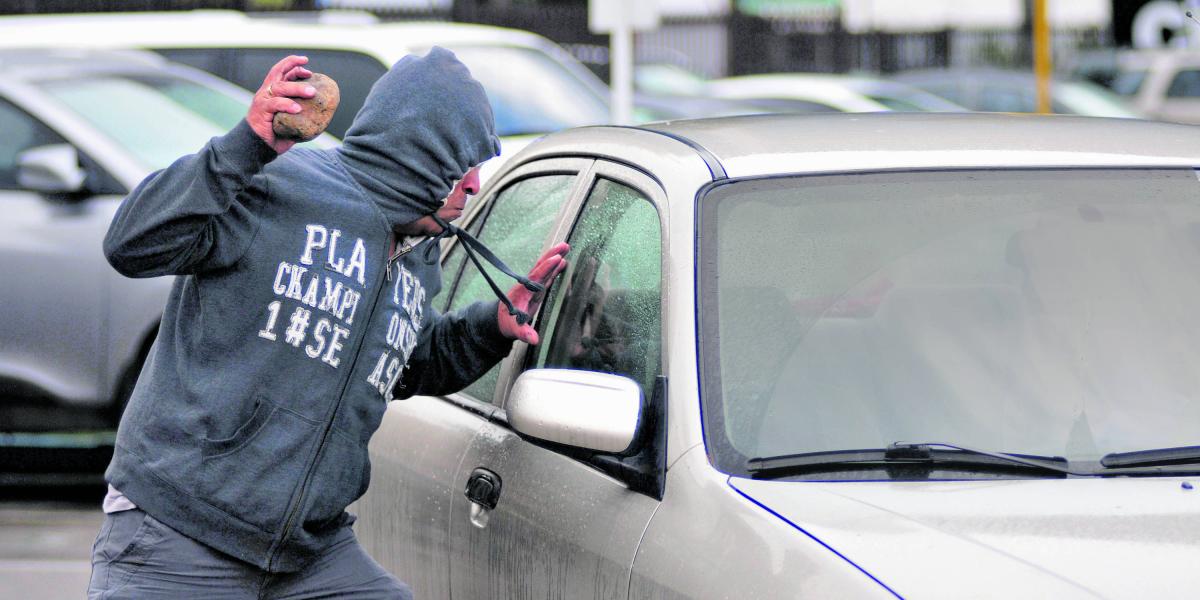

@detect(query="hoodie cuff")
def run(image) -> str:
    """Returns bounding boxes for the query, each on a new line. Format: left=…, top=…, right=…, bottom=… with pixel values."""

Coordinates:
left=466, top=300, right=515, bottom=350
left=212, top=120, right=278, bottom=180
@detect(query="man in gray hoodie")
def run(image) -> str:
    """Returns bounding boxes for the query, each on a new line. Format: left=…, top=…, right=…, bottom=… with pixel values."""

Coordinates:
left=87, top=50, right=566, bottom=598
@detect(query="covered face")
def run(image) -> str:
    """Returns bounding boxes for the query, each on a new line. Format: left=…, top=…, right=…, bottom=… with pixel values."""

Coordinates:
left=337, top=47, right=501, bottom=228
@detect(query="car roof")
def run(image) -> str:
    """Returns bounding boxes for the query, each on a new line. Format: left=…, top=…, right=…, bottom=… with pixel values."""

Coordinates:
left=0, top=47, right=168, bottom=77
left=0, top=10, right=556, bottom=61
left=525, top=113, right=1200, bottom=180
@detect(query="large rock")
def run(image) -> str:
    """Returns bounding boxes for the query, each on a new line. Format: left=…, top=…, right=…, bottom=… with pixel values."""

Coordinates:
left=273, top=73, right=340, bottom=142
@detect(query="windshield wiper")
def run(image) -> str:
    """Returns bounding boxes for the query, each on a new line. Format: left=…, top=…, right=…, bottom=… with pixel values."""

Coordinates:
left=1100, top=445, right=1200, bottom=468
left=747, top=442, right=1077, bottom=478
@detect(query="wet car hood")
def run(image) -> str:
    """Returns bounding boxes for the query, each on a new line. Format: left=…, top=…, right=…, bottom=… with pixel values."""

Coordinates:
left=730, top=477, right=1200, bottom=599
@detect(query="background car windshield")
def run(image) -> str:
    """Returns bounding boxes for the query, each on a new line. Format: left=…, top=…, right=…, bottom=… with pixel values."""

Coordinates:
left=440, top=44, right=609, bottom=136
left=699, top=169, right=1200, bottom=472
left=35, top=74, right=242, bottom=171
left=1057, top=82, right=1141, bottom=118
left=1111, top=69, right=1148, bottom=96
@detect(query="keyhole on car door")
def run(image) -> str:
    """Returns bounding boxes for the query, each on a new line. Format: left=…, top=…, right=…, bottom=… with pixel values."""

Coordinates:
left=464, top=468, right=502, bottom=529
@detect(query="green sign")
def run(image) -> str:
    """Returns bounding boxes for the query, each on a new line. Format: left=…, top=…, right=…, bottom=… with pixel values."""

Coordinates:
left=738, top=0, right=839, bottom=18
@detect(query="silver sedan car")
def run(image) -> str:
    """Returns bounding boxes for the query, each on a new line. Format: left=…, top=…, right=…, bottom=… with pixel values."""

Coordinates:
left=356, top=113, right=1200, bottom=598
left=0, top=49, right=335, bottom=431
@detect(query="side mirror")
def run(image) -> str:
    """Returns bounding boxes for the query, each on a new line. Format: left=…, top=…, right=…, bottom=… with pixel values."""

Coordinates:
left=507, top=369, right=642, bottom=454
left=17, top=144, right=86, bottom=194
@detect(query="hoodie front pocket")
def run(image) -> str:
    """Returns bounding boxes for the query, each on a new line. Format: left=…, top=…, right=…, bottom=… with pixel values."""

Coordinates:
left=200, top=398, right=320, bottom=531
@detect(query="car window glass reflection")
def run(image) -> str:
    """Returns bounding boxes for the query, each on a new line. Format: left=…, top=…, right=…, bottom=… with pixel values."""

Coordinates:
left=441, top=44, right=609, bottom=136
left=442, top=174, right=575, bottom=403
left=37, top=76, right=228, bottom=171
left=1167, top=69, right=1200, bottom=98
left=705, top=169, right=1200, bottom=463
left=0, top=99, right=67, bottom=189
left=535, top=178, right=662, bottom=393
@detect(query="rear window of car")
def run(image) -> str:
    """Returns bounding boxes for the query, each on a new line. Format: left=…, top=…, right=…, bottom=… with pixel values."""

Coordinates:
left=437, top=44, right=610, bottom=135
left=156, top=47, right=388, bottom=139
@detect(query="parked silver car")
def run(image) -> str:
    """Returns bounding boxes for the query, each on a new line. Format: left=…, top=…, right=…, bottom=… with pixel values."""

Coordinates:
left=0, top=10, right=614, bottom=181
left=895, top=68, right=1142, bottom=118
left=0, top=48, right=334, bottom=429
left=355, top=113, right=1200, bottom=598
left=1108, top=49, right=1200, bottom=124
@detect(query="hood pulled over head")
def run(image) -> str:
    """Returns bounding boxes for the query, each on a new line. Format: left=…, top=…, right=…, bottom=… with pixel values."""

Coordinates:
left=337, top=46, right=500, bottom=228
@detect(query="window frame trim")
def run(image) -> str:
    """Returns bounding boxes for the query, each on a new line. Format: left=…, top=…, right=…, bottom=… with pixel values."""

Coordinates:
left=436, top=157, right=596, bottom=411
left=493, top=159, right=671, bottom=413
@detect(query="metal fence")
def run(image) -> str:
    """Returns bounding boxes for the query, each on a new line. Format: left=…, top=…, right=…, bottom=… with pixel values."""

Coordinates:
left=1, top=1, right=1109, bottom=78
left=0, top=0, right=316, bottom=13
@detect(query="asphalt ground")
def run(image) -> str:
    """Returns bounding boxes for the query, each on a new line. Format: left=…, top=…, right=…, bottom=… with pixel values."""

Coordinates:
left=0, top=483, right=104, bottom=600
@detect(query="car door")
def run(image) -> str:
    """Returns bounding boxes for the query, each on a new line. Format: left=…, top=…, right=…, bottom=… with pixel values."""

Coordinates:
left=354, top=158, right=591, bottom=598
left=449, top=162, right=666, bottom=599
left=0, top=96, right=119, bottom=413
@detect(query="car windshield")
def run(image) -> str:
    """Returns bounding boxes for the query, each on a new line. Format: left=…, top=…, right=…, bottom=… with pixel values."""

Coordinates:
left=1056, top=82, right=1141, bottom=118
left=35, top=74, right=243, bottom=171
left=698, top=169, right=1200, bottom=476
left=440, top=44, right=610, bottom=136
left=1111, top=69, right=1148, bottom=96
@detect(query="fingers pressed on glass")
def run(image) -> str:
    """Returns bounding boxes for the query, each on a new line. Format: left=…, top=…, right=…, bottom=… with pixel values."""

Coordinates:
left=528, top=255, right=562, bottom=282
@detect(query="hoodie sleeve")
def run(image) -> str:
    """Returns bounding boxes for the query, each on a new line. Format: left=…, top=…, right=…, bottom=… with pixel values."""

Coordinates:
left=103, top=119, right=277, bottom=278
left=393, top=300, right=513, bottom=399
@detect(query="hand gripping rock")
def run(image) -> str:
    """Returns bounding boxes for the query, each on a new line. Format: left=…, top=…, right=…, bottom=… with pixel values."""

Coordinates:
left=272, top=73, right=340, bottom=142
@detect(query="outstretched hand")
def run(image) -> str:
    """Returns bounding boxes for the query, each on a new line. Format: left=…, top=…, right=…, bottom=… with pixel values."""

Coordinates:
left=247, top=55, right=316, bottom=154
left=498, top=242, right=570, bottom=345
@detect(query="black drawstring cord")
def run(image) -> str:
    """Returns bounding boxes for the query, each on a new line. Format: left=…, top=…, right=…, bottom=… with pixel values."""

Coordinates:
left=425, top=215, right=543, bottom=326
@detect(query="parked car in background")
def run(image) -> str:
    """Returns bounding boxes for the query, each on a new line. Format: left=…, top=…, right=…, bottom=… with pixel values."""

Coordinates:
left=1065, top=48, right=1121, bottom=90
left=353, top=112, right=1200, bottom=598
left=0, top=48, right=336, bottom=431
left=630, top=62, right=767, bottom=121
left=0, top=10, right=612, bottom=179
left=706, top=73, right=966, bottom=114
left=895, top=68, right=1142, bottom=118
left=706, top=73, right=893, bottom=113
left=635, top=62, right=709, bottom=96
left=1106, top=49, right=1200, bottom=124
left=838, top=74, right=968, bottom=111
left=634, top=93, right=765, bottom=121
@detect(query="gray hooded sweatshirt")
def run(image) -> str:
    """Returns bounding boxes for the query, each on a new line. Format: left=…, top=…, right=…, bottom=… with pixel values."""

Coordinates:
left=102, top=48, right=507, bottom=572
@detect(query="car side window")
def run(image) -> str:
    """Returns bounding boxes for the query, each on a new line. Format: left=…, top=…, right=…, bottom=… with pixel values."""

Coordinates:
left=533, top=178, right=662, bottom=394
left=441, top=174, right=576, bottom=403
left=1167, top=70, right=1200, bottom=98
left=0, top=99, right=68, bottom=190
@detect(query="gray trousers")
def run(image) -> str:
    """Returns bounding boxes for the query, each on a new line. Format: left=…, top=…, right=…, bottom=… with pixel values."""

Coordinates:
left=87, top=509, right=412, bottom=599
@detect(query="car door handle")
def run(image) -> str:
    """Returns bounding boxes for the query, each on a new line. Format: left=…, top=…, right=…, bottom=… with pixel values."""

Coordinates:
left=465, top=467, right=502, bottom=510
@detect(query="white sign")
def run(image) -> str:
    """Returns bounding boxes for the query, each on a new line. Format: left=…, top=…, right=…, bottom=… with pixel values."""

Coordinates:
left=589, top=0, right=661, bottom=33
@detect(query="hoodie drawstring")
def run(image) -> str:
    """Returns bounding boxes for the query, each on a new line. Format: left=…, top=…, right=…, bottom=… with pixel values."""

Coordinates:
left=424, top=215, right=544, bottom=326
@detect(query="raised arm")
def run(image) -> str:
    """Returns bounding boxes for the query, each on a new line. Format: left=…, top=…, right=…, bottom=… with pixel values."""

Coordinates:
left=103, top=56, right=316, bottom=277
